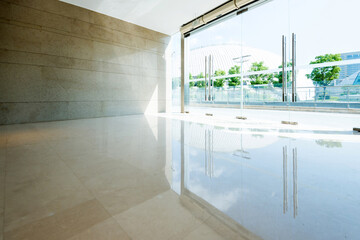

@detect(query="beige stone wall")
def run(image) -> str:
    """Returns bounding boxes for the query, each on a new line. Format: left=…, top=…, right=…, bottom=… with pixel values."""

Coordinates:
left=0, top=0, right=170, bottom=124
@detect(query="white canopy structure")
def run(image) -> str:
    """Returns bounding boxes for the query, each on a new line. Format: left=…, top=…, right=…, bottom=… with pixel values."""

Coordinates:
left=188, top=44, right=282, bottom=76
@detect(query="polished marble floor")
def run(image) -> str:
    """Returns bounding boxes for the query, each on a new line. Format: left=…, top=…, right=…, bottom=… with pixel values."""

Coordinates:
left=0, top=112, right=359, bottom=240
left=0, top=114, right=240, bottom=240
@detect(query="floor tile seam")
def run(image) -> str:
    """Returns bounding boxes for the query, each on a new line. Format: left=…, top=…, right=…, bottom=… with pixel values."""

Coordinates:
left=111, top=189, right=167, bottom=221
left=92, top=190, right=154, bottom=239
left=85, top=187, right=136, bottom=239
left=111, top=203, right=152, bottom=240
left=63, top=216, right=132, bottom=240
left=51, top=145, right=129, bottom=218
left=4, top=199, right=113, bottom=240
left=166, top=213, right=208, bottom=240
left=109, top=187, right=172, bottom=216
left=51, top=146, right=103, bottom=211
left=121, top=161, right=170, bottom=187
left=178, top=201, right=244, bottom=240
left=165, top=220, right=205, bottom=240
left=177, top=194, right=216, bottom=232
left=51, top=149, right=129, bottom=239
left=112, top=189, right=191, bottom=221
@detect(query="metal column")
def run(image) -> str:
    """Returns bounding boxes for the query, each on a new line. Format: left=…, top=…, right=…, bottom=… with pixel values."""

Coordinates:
left=282, top=35, right=287, bottom=102
left=211, top=56, right=214, bottom=101
left=208, top=55, right=212, bottom=101
left=181, top=33, right=189, bottom=113
left=204, top=54, right=214, bottom=102
left=181, top=34, right=185, bottom=113
left=292, top=33, right=297, bottom=102
left=205, top=56, right=208, bottom=101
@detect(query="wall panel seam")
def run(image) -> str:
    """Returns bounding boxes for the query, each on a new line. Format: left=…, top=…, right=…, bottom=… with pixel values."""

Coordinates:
left=0, top=48, right=165, bottom=72
left=0, top=61, right=163, bottom=78
left=0, top=20, right=167, bottom=55
left=0, top=57, right=165, bottom=76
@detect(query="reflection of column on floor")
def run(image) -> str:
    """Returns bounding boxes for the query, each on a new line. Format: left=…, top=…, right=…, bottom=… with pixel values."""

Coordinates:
left=293, top=148, right=298, bottom=218
left=204, top=128, right=214, bottom=178
left=283, top=146, right=298, bottom=218
left=283, top=146, right=288, bottom=214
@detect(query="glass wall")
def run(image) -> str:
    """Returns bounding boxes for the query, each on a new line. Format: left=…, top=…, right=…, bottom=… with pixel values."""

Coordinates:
left=288, top=0, right=360, bottom=122
left=171, top=32, right=181, bottom=113
left=181, top=0, right=360, bottom=115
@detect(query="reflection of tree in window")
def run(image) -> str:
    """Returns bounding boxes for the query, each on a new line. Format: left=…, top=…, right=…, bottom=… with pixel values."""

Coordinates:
left=315, top=139, right=342, bottom=148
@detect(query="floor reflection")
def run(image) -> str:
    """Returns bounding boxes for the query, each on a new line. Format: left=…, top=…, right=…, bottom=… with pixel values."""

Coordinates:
left=204, top=128, right=214, bottom=178
left=282, top=146, right=298, bottom=218
left=173, top=119, right=360, bottom=240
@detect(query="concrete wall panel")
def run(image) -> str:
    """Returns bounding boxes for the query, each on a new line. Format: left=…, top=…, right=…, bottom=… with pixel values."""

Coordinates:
left=0, top=0, right=170, bottom=124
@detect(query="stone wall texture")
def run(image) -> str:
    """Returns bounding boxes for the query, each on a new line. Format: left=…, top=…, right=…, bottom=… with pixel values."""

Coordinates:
left=0, top=0, right=170, bottom=124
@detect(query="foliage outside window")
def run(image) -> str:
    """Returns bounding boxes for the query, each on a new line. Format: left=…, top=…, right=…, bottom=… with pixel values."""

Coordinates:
left=214, top=70, right=226, bottom=87
left=248, top=62, right=273, bottom=85
left=228, top=65, right=241, bottom=87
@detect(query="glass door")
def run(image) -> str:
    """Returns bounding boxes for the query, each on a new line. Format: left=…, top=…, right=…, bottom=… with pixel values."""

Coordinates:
left=240, top=0, right=291, bottom=122
left=186, top=15, right=244, bottom=117
left=185, top=0, right=292, bottom=120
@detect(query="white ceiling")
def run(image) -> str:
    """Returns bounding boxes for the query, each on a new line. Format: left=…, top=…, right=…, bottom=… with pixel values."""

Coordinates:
left=60, top=0, right=227, bottom=35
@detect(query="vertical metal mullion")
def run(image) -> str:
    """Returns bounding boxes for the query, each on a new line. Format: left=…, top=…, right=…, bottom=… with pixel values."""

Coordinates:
left=282, top=35, right=287, bottom=102
left=205, top=56, right=208, bottom=101
left=292, top=33, right=297, bottom=102
left=211, top=56, right=214, bottom=102
left=181, top=34, right=185, bottom=112
left=208, top=55, right=212, bottom=101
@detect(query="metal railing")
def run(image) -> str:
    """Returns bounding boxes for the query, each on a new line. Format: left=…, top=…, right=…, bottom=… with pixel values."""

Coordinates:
left=182, top=84, right=360, bottom=108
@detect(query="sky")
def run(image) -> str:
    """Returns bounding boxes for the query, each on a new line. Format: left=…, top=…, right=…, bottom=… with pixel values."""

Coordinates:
left=188, top=0, right=360, bottom=67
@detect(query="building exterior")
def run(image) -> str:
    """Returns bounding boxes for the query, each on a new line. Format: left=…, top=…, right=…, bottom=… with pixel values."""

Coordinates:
left=339, top=51, right=360, bottom=79
left=338, top=71, right=360, bottom=86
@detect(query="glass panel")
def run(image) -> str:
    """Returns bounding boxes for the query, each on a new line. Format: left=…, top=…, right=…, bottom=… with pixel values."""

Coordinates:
left=288, top=0, right=360, bottom=125
left=186, top=0, right=292, bottom=119
left=187, top=12, right=244, bottom=115
left=184, top=0, right=360, bottom=123
left=289, top=0, right=360, bottom=67
left=171, top=32, right=181, bottom=112
left=241, top=0, right=290, bottom=120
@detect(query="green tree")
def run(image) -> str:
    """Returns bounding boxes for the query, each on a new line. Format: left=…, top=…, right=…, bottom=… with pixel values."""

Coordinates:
left=195, top=72, right=206, bottom=88
left=306, top=54, right=342, bottom=86
left=189, top=73, right=195, bottom=87
left=248, top=62, right=273, bottom=85
left=306, top=54, right=342, bottom=100
left=214, top=69, right=226, bottom=87
left=228, top=65, right=241, bottom=87
left=274, top=62, right=292, bottom=86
